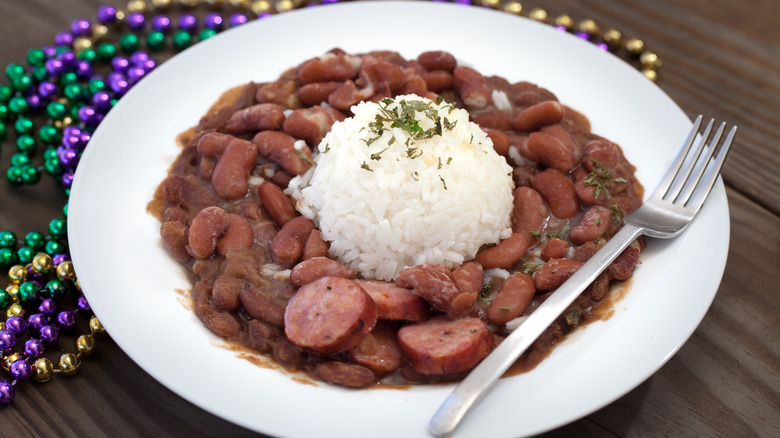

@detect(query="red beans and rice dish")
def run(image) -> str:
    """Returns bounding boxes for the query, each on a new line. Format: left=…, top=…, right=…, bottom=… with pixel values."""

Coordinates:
left=151, top=49, right=644, bottom=388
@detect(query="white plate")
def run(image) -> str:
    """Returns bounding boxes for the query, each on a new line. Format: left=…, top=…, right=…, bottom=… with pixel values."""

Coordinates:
left=68, top=2, right=730, bottom=437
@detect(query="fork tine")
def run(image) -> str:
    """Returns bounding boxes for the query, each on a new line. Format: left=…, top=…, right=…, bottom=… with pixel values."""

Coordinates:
left=675, top=120, right=725, bottom=203
left=656, top=115, right=702, bottom=200
left=664, top=117, right=713, bottom=202
left=684, top=124, right=737, bottom=209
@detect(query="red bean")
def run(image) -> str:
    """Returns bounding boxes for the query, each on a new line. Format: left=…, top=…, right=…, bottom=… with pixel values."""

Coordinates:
left=608, top=244, right=641, bottom=281
left=211, top=139, right=258, bottom=200
left=531, top=169, right=580, bottom=219
left=534, top=258, right=584, bottom=290
left=239, top=285, right=286, bottom=327
left=187, top=206, right=229, bottom=260
left=298, top=53, right=361, bottom=84
left=252, top=130, right=313, bottom=176
left=453, top=66, right=491, bottom=109
left=297, top=81, right=343, bottom=106
left=357, top=56, right=406, bottom=92
left=196, top=132, right=234, bottom=158
left=421, top=70, right=454, bottom=93
left=160, top=220, right=190, bottom=264
left=257, top=181, right=297, bottom=227
left=348, top=321, right=403, bottom=376
left=211, top=275, right=243, bottom=312
left=216, top=214, right=254, bottom=257
left=511, top=186, right=549, bottom=239
left=472, top=111, right=514, bottom=131
left=255, top=77, right=301, bottom=109
left=224, top=103, right=285, bottom=134
left=487, top=272, right=535, bottom=326
left=582, top=138, right=621, bottom=170
left=417, top=51, right=457, bottom=72
left=246, top=319, right=280, bottom=354
left=541, top=238, right=570, bottom=261
left=302, top=229, right=329, bottom=260
left=327, top=80, right=372, bottom=111
left=269, top=216, right=315, bottom=268
left=513, top=101, right=565, bottom=132
left=397, top=316, right=494, bottom=375
left=569, top=206, right=613, bottom=245
left=474, top=233, right=530, bottom=270
left=526, top=131, right=578, bottom=172
left=284, top=277, right=378, bottom=355
left=512, top=165, right=537, bottom=188
left=192, top=281, right=242, bottom=338
left=572, top=166, right=603, bottom=206
left=289, top=256, right=356, bottom=287
left=397, top=74, right=428, bottom=96
left=485, top=129, right=510, bottom=157
left=315, top=361, right=375, bottom=389
left=282, top=106, right=345, bottom=147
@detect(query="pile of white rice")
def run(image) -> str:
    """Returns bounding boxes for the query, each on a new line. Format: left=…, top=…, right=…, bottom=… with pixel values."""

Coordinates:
left=286, top=94, right=514, bottom=281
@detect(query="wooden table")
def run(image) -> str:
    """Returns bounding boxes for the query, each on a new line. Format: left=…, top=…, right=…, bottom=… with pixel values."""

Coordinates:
left=1, top=1, right=777, bottom=436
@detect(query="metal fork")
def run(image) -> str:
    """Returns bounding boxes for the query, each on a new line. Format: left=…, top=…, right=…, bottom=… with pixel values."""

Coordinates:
left=429, top=115, right=737, bottom=437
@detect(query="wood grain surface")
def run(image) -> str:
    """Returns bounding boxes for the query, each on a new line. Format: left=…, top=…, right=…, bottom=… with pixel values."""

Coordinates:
left=0, top=1, right=777, bottom=437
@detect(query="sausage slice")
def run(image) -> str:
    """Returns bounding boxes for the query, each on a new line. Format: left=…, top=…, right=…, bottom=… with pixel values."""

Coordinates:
left=284, top=277, right=377, bottom=355
left=397, top=316, right=494, bottom=375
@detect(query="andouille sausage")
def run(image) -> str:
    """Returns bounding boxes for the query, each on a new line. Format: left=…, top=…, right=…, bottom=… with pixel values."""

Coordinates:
left=355, top=279, right=430, bottom=322
left=284, top=277, right=378, bottom=355
left=397, top=316, right=494, bottom=375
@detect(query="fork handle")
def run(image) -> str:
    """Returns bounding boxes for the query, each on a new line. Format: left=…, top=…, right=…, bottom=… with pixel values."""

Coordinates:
left=429, top=223, right=645, bottom=437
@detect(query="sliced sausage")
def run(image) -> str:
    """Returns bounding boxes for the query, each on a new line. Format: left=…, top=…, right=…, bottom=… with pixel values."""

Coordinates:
left=284, top=277, right=378, bottom=355
left=397, top=316, right=494, bottom=375
left=355, top=279, right=431, bottom=322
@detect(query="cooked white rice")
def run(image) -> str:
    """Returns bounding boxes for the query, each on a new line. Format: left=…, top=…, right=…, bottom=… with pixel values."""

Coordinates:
left=286, top=94, right=514, bottom=281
